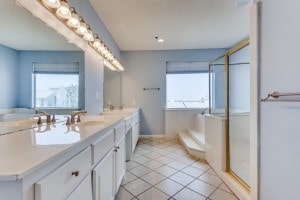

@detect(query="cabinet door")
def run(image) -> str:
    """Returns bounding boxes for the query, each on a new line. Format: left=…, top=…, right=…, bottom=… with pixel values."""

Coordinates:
left=66, top=174, right=93, bottom=200
left=93, top=149, right=115, bottom=200
left=115, top=136, right=126, bottom=192
left=131, top=123, right=139, bottom=153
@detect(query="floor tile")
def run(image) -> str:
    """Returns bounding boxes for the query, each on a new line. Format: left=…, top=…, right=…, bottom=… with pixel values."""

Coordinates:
left=131, top=153, right=143, bottom=160
left=126, top=161, right=141, bottom=170
left=123, top=178, right=151, bottom=196
left=176, top=156, right=198, bottom=165
left=198, top=172, right=223, bottom=187
left=143, top=160, right=164, bottom=170
left=137, top=187, right=170, bottom=200
left=190, top=161, right=211, bottom=171
left=121, top=171, right=138, bottom=185
left=169, top=171, right=195, bottom=186
left=129, top=165, right=152, bottom=177
left=125, top=139, right=239, bottom=200
left=140, top=171, right=166, bottom=185
left=144, top=151, right=162, bottom=159
left=187, top=179, right=216, bottom=197
left=207, top=168, right=217, bottom=175
left=135, top=147, right=151, bottom=154
left=155, top=165, right=178, bottom=177
left=165, top=152, right=184, bottom=159
left=155, top=179, right=184, bottom=196
left=173, top=188, right=206, bottom=200
left=154, top=148, right=171, bottom=155
left=219, top=183, right=233, bottom=194
left=181, top=166, right=204, bottom=178
left=156, top=156, right=174, bottom=164
left=133, top=155, right=152, bottom=164
left=167, top=160, right=188, bottom=170
left=210, top=189, right=239, bottom=200
left=115, top=187, right=134, bottom=200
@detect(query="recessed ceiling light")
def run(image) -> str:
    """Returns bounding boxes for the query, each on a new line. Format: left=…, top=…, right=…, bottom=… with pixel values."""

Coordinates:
left=155, top=36, right=164, bottom=43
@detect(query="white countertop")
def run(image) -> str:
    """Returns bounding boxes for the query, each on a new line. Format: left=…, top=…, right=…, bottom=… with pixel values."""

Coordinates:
left=0, top=114, right=128, bottom=181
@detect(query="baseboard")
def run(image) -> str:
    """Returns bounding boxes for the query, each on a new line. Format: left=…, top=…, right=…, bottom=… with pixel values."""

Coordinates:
left=139, top=134, right=178, bottom=140
left=221, top=172, right=250, bottom=200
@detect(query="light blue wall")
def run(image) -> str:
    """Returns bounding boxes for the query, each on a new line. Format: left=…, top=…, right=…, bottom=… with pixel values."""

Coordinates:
left=259, top=1, right=300, bottom=199
left=69, top=0, right=121, bottom=59
left=17, top=51, right=85, bottom=108
left=121, top=49, right=227, bottom=135
left=0, top=45, right=18, bottom=108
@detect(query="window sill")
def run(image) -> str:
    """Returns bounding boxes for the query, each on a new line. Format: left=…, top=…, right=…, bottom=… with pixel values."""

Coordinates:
left=164, top=108, right=206, bottom=111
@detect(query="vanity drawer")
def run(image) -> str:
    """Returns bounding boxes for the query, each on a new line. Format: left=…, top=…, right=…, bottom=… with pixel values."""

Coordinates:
left=35, top=147, right=92, bottom=200
left=115, top=123, right=125, bottom=142
left=92, top=130, right=114, bottom=165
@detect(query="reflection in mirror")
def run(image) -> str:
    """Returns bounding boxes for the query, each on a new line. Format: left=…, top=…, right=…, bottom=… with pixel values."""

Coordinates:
left=104, top=68, right=121, bottom=108
left=209, top=56, right=225, bottom=115
left=0, top=1, right=84, bottom=115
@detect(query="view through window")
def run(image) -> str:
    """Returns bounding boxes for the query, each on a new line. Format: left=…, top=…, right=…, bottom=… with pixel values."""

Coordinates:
left=166, top=73, right=209, bottom=108
left=35, top=74, right=79, bottom=108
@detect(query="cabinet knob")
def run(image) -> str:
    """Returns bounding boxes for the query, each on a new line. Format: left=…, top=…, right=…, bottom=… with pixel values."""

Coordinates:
left=71, top=170, right=80, bottom=177
left=114, top=149, right=118, bottom=152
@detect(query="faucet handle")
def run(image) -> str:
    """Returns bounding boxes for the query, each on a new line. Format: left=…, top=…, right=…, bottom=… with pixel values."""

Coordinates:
left=66, top=116, right=71, bottom=126
left=51, top=115, right=56, bottom=123
left=77, top=115, right=81, bottom=123
left=37, top=116, right=42, bottom=125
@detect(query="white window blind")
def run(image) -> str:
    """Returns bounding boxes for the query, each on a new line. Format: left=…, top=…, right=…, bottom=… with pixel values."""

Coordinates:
left=166, top=61, right=209, bottom=74
left=33, top=62, right=79, bottom=74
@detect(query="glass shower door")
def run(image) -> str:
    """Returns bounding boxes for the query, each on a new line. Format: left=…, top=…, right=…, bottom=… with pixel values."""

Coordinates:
left=228, top=44, right=250, bottom=187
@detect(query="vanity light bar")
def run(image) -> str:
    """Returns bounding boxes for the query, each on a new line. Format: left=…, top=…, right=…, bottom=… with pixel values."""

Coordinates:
left=39, top=0, right=124, bottom=71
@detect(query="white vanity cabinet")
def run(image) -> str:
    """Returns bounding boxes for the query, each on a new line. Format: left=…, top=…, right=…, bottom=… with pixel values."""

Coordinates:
left=92, top=123, right=126, bottom=200
left=131, top=110, right=140, bottom=153
left=114, top=135, right=126, bottom=191
left=35, top=147, right=92, bottom=200
left=92, top=149, right=115, bottom=200
left=66, top=174, right=93, bottom=200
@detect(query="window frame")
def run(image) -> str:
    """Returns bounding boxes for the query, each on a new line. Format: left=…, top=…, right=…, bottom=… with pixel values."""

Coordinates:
left=33, top=62, right=80, bottom=109
left=165, top=71, right=210, bottom=109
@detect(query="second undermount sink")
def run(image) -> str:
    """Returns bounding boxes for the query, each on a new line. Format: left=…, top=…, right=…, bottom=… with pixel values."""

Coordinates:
left=76, top=120, right=106, bottom=126
left=74, top=116, right=107, bottom=127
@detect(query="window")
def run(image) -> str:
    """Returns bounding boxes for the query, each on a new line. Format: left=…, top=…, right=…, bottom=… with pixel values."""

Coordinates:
left=166, top=62, right=209, bottom=109
left=33, top=62, right=80, bottom=108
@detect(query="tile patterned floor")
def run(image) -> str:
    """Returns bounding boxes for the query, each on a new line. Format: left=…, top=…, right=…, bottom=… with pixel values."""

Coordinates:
left=116, top=138, right=239, bottom=200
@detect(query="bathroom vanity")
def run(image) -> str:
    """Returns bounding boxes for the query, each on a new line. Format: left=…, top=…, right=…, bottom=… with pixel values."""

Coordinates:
left=0, top=109, right=140, bottom=200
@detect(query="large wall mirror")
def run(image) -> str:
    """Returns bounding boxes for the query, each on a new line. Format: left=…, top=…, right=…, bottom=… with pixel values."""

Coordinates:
left=104, top=68, right=121, bottom=108
left=0, top=1, right=84, bottom=111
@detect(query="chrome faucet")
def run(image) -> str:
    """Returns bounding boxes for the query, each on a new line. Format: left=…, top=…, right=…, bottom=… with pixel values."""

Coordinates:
left=71, top=110, right=87, bottom=124
left=201, top=108, right=209, bottom=115
left=36, top=110, right=51, bottom=124
left=109, top=105, right=115, bottom=111
left=119, top=105, right=125, bottom=110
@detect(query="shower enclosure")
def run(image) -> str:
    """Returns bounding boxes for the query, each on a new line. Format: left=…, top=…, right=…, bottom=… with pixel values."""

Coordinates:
left=209, top=38, right=250, bottom=190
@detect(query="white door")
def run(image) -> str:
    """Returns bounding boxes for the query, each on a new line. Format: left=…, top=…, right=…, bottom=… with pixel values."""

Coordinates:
left=93, top=149, right=115, bottom=200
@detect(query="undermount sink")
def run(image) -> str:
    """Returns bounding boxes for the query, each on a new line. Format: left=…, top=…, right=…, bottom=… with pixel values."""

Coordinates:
left=73, top=116, right=107, bottom=127
left=2, top=119, right=38, bottom=127
left=76, top=120, right=106, bottom=127
left=0, top=119, right=38, bottom=136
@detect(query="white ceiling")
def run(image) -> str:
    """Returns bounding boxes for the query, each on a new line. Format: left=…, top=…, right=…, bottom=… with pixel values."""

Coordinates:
left=90, top=0, right=250, bottom=51
left=0, top=1, right=79, bottom=51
